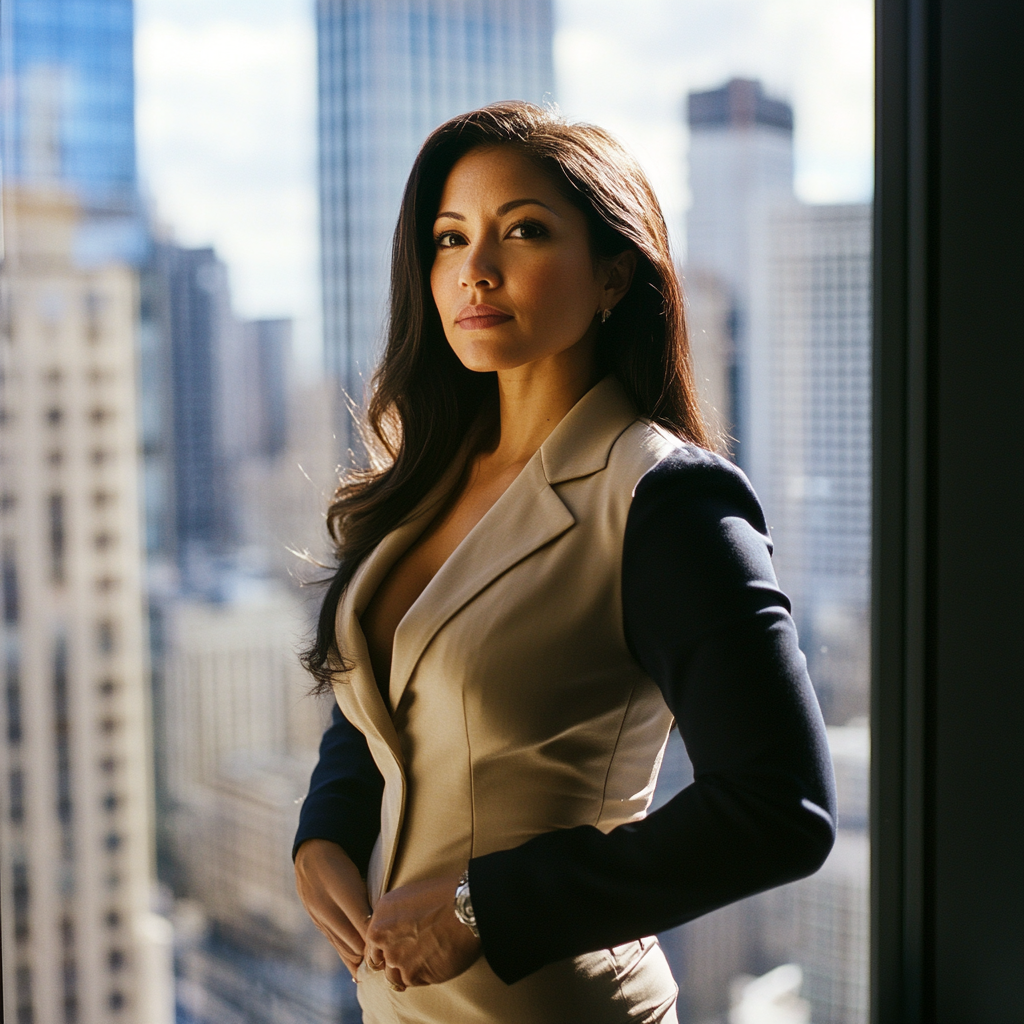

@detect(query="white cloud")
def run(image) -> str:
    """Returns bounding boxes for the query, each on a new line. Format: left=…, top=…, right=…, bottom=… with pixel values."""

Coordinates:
left=135, top=9, right=318, bottom=338
left=554, top=0, right=874, bottom=250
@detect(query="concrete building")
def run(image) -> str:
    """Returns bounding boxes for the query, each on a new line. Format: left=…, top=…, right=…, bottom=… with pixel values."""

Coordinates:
left=139, top=243, right=237, bottom=579
left=161, top=587, right=325, bottom=816
left=317, top=0, right=555, bottom=449
left=747, top=203, right=872, bottom=725
left=686, top=78, right=796, bottom=460
left=685, top=79, right=871, bottom=725
left=232, top=372, right=339, bottom=583
left=235, top=319, right=291, bottom=462
left=660, top=723, right=869, bottom=1024
left=0, top=189, right=172, bottom=1024
left=159, top=585, right=351, bottom=1021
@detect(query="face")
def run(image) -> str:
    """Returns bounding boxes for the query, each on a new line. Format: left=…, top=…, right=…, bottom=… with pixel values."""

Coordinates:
left=430, top=146, right=626, bottom=376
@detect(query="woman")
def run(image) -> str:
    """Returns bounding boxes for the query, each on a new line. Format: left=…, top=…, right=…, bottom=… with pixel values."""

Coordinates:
left=293, top=102, right=835, bottom=1024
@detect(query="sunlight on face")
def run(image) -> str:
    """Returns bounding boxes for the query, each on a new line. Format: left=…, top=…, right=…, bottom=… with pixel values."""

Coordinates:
left=430, top=146, right=607, bottom=376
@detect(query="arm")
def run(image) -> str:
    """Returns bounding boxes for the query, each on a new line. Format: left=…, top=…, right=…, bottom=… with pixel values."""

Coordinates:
left=293, top=702, right=385, bottom=873
left=294, top=703, right=386, bottom=975
left=469, top=447, right=837, bottom=984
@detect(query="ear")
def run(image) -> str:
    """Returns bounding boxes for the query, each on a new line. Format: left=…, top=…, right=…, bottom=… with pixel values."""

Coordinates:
left=599, top=249, right=638, bottom=311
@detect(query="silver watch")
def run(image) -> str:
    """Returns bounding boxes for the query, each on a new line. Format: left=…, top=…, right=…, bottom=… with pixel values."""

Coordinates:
left=453, top=870, right=480, bottom=938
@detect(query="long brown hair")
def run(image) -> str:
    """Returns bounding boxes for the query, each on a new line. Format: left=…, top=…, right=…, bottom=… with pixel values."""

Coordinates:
left=303, top=101, right=711, bottom=692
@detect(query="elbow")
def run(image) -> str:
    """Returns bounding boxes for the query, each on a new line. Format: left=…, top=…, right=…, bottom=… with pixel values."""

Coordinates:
left=775, top=801, right=836, bottom=883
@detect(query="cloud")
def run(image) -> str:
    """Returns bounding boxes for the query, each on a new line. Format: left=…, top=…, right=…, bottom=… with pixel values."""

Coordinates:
left=135, top=12, right=317, bottom=327
left=554, top=0, right=874, bottom=249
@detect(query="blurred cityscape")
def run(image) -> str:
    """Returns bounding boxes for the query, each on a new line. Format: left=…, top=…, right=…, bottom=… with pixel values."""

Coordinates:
left=0, top=3, right=868, bottom=1024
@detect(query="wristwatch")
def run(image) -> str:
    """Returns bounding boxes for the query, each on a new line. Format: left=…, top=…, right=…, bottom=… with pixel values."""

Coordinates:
left=453, top=870, right=480, bottom=938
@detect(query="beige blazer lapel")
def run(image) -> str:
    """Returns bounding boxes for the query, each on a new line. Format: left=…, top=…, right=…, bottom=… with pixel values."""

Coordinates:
left=387, top=375, right=638, bottom=711
left=388, top=454, right=575, bottom=710
left=332, top=514, right=426, bottom=762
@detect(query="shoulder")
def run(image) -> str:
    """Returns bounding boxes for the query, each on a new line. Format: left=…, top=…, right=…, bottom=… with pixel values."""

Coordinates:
left=631, top=442, right=768, bottom=534
left=603, top=419, right=686, bottom=492
left=604, top=424, right=768, bottom=538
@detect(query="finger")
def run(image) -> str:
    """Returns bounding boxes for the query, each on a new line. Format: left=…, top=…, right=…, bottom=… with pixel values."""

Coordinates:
left=310, top=909, right=366, bottom=966
left=315, top=923, right=362, bottom=970
left=333, top=946, right=362, bottom=978
left=364, top=942, right=386, bottom=971
left=384, top=965, right=407, bottom=993
left=310, top=901, right=367, bottom=956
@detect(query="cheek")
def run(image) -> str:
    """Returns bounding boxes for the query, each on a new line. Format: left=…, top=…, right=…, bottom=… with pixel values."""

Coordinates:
left=520, top=254, right=599, bottom=326
left=429, top=262, right=449, bottom=314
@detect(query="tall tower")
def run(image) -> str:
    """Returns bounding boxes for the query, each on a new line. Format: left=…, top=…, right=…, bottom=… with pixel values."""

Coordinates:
left=748, top=202, right=872, bottom=724
left=0, top=192, right=172, bottom=1024
left=1, top=0, right=145, bottom=265
left=1, top=3, right=172, bottom=1020
left=141, top=243, right=236, bottom=578
left=317, top=0, right=555, bottom=449
left=686, top=78, right=795, bottom=461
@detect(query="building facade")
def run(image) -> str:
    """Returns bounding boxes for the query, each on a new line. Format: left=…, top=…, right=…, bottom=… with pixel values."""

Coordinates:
left=317, top=0, right=554, bottom=448
left=1, top=0, right=145, bottom=265
left=0, top=190, right=172, bottom=1024
left=686, top=78, right=796, bottom=460
left=747, top=202, right=872, bottom=725
left=160, top=587, right=353, bottom=1023
left=139, top=243, right=237, bottom=578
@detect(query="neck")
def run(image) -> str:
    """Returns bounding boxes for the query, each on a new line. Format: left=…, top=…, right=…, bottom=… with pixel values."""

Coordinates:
left=488, top=340, right=598, bottom=468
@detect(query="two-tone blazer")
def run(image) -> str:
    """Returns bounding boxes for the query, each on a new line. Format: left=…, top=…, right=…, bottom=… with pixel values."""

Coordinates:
left=297, top=375, right=837, bottom=1024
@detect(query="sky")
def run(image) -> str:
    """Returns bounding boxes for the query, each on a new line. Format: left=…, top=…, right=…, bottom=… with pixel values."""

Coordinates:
left=134, top=0, right=873, bottom=370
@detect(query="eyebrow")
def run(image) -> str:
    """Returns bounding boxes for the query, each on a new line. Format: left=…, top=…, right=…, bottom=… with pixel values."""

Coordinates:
left=434, top=198, right=556, bottom=222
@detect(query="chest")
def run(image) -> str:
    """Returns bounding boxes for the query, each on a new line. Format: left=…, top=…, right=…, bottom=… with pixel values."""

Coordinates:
left=360, top=455, right=526, bottom=690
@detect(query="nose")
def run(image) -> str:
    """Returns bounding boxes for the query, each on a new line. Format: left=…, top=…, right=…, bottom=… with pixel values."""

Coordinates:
left=458, top=239, right=502, bottom=292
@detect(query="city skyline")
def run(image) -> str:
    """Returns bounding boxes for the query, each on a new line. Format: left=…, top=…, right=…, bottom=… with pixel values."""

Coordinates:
left=133, top=0, right=873, bottom=372
left=3, top=5, right=874, bottom=1022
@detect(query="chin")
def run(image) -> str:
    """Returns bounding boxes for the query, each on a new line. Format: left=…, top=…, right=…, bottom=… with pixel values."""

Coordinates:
left=450, top=339, right=540, bottom=374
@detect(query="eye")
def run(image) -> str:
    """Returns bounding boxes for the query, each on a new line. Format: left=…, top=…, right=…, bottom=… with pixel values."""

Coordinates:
left=507, top=219, right=548, bottom=240
left=434, top=230, right=466, bottom=249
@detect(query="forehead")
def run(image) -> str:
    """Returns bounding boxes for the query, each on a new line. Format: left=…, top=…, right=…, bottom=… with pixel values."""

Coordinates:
left=436, top=146, right=564, bottom=213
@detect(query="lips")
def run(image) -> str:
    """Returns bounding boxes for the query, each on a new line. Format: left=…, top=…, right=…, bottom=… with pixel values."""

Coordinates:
left=455, top=304, right=513, bottom=330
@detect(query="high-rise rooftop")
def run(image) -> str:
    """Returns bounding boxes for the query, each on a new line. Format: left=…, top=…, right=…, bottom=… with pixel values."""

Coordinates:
left=688, top=77, right=795, bottom=133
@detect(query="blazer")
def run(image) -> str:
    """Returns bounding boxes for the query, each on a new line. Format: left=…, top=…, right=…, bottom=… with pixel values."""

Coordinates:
left=296, top=377, right=836, bottom=1024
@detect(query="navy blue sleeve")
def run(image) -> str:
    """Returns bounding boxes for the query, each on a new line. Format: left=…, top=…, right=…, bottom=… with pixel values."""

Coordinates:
left=469, top=447, right=837, bottom=985
left=292, top=702, right=385, bottom=876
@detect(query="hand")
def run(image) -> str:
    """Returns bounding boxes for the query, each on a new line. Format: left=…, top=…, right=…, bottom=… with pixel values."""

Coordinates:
left=365, top=869, right=483, bottom=990
left=294, top=839, right=372, bottom=979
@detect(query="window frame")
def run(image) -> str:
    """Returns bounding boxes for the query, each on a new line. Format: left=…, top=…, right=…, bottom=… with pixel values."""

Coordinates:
left=871, top=0, right=1023, bottom=1020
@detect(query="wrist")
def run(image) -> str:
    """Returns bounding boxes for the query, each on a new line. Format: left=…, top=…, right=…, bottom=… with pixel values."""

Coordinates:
left=453, top=869, right=480, bottom=939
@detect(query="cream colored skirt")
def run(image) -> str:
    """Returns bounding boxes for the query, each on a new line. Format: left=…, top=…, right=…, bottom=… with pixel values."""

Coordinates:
left=357, top=935, right=678, bottom=1024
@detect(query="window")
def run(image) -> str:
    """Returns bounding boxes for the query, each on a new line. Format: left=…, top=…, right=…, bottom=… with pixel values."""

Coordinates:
left=48, top=494, right=66, bottom=583
left=9, top=768, right=25, bottom=823
left=2, top=542, right=18, bottom=622
left=96, top=619, right=116, bottom=655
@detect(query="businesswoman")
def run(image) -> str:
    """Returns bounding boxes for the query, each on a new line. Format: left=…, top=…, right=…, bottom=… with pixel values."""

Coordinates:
left=293, top=102, right=836, bottom=1024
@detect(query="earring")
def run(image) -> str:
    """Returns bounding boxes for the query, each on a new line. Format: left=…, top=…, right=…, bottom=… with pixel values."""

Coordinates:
left=600, top=308, right=612, bottom=324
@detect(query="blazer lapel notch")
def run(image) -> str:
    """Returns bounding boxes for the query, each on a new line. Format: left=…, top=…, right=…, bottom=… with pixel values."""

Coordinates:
left=388, top=457, right=575, bottom=710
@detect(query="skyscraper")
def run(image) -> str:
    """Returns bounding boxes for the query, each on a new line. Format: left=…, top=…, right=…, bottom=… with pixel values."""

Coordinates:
left=0, top=191, right=172, bottom=1024
left=1, top=3, right=171, bottom=1019
left=317, top=0, right=555, bottom=447
left=747, top=202, right=872, bottom=724
left=140, top=243, right=237, bottom=579
left=684, top=78, right=870, bottom=724
left=686, top=78, right=796, bottom=460
left=1, top=0, right=145, bottom=265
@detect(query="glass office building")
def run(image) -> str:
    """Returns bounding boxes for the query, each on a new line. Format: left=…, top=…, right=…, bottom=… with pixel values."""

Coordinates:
left=317, top=0, right=555, bottom=442
left=1, top=0, right=144, bottom=263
